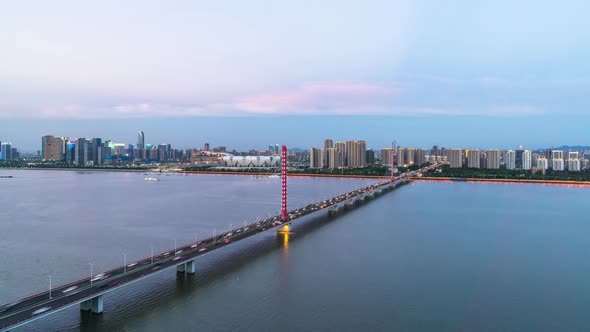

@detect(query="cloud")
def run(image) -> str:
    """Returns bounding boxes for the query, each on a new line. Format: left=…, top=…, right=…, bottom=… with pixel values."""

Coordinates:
left=0, top=81, right=544, bottom=119
left=230, top=82, right=400, bottom=114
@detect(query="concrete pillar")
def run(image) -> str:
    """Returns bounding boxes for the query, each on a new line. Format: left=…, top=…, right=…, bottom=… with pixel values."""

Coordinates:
left=277, top=223, right=291, bottom=233
left=177, top=263, right=185, bottom=273
left=91, top=295, right=104, bottom=314
left=185, top=260, right=196, bottom=274
left=80, top=299, right=92, bottom=311
left=81, top=295, right=104, bottom=313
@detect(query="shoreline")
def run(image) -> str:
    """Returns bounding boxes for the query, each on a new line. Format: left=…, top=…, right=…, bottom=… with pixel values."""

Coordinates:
left=0, top=167, right=146, bottom=173
left=180, top=170, right=389, bottom=179
left=414, top=176, right=590, bottom=186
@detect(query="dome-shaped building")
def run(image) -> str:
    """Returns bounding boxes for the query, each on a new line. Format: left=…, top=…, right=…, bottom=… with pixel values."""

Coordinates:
left=221, top=155, right=281, bottom=167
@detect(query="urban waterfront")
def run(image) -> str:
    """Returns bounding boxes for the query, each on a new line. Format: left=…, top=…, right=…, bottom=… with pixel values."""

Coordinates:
left=2, top=170, right=590, bottom=331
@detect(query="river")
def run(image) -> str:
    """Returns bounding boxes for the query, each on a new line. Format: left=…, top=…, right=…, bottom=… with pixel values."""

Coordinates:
left=1, top=170, right=589, bottom=331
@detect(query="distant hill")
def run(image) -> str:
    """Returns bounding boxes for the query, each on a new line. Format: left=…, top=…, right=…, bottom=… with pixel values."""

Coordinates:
left=550, top=145, right=590, bottom=150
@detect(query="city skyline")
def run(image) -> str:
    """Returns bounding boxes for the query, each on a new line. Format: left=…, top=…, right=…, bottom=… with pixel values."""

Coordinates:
left=1, top=1, right=589, bottom=150
left=3, top=115, right=590, bottom=153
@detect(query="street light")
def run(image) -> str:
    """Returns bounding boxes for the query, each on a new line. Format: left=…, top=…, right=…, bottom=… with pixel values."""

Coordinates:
left=123, top=253, right=127, bottom=274
left=89, top=263, right=93, bottom=285
left=48, top=275, right=52, bottom=299
left=151, top=246, right=154, bottom=264
left=174, top=239, right=177, bottom=255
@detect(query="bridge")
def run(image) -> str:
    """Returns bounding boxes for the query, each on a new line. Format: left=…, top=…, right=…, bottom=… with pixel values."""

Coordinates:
left=0, top=145, right=441, bottom=331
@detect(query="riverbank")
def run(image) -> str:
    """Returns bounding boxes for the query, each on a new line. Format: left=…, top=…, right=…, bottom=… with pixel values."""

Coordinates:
left=180, top=170, right=390, bottom=179
left=414, top=176, right=590, bottom=186
left=0, top=167, right=147, bottom=173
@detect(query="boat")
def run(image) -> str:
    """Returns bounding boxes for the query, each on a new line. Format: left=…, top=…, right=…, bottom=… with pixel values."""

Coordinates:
left=144, top=177, right=160, bottom=182
left=0, top=176, right=13, bottom=178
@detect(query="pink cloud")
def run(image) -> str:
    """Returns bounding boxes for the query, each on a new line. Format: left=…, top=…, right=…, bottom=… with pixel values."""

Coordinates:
left=233, top=82, right=400, bottom=113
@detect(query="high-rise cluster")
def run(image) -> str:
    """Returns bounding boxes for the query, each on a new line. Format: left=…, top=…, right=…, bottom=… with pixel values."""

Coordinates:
left=0, top=141, right=19, bottom=161
left=438, top=146, right=586, bottom=171
left=310, top=139, right=368, bottom=169
left=40, top=132, right=183, bottom=166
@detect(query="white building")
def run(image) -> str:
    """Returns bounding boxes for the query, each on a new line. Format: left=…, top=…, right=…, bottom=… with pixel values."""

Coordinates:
left=467, top=149, right=480, bottom=168
left=505, top=150, right=516, bottom=170
left=486, top=149, right=501, bottom=169
left=552, top=158, right=565, bottom=171
left=536, top=157, right=548, bottom=170
left=447, top=149, right=463, bottom=168
left=567, top=152, right=581, bottom=171
left=221, top=155, right=281, bottom=167
left=568, top=159, right=581, bottom=171
left=522, top=150, right=532, bottom=170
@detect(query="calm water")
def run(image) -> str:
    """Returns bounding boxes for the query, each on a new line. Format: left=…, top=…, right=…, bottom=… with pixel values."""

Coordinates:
left=2, top=170, right=590, bottom=331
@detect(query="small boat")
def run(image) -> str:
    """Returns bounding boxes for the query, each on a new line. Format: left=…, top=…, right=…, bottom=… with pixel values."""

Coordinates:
left=0, top=176, right=13, bottom=178
left=144, top=177, right=160, bottom=182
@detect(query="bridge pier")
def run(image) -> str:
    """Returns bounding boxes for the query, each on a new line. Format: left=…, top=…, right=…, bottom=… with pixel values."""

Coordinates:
left=176, top=260, right=196, bottom=274
left=328, top=205, right=339, bottom=216
left=277, top=223, right=291, bottom=233
left=185, top=260, right=196, bottom=274
left=80, top=295, right=104, bottom=314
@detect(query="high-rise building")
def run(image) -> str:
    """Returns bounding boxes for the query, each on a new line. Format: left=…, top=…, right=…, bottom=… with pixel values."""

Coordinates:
left=309, top=147, right=324, bottom=168
left=568, top=158, right=581, bottom=171
left=324, top=139, right=333, bottom=150
left=553, top=158, right=565, bottom=171
left=551, top=150, right=564, bottom=160
left=431, top=145, right=440, bottom=156
left=505, top=150, right=516, bottom=170
left=41, top=135, right=63, bottom=161
left=448, top=149, right=463, bottom=168
left=65, top=141, right=76, bottom=163
left=404, top=148, right=415, bottom=165
left=137, top=131, right=145, bottom=149
left=335, top=142, right=345, bottom=168
left=323, top=139, right=334, bottom=166
left=415, top=149, right=426, bottom=165
left=366, top=149, right=375, bottom=165
left=551, top=150, right=564, bottom=170
left=74, top=138, right=88, bottom=165
left=346, top=140, right=356, bottom=167
left=397, top=147, right=406, bottom=166
left=204, top=143, right=210, bottom=151
left=326, top=147, right=342, bottom=168
left=536, top=157, right=548, bottom=170
left=381, top=148, right=394, bottom=166
left=522, top=150, right=532, bottom=170
left=486, top=149, right=501, bottom=169
left=1, top=143, right=12, bottom=161
left=357, top=140, right=367, bottom=167
left=466, top=149, right=480, bottom=168
left=515, top=149, right=524, bottom=169
left=480, top=152, right=487, bottom=169
left=90, top=138, right=102, bottom=164
left=568, top=151, right=580, bottom=171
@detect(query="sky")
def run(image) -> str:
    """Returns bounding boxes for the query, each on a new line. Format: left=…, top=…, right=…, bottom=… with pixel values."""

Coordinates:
left=1, top=0, right=589, bottom=152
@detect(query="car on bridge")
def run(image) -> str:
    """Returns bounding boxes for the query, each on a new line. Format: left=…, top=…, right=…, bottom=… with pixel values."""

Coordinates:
left=0, top=301, right=20, bottom=313
left=32, top=307, right=51, bottom=316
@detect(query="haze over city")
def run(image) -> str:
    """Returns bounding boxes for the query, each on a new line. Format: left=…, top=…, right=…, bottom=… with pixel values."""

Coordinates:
left=2, top=0, right=589, bottom=151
